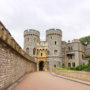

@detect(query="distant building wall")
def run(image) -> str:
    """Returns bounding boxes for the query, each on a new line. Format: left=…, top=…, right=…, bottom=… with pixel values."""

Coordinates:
left=0, top=22, right=36, bottom=89
left=85, top=44, right=90, bottom=55
left=64, top=40, right=85, bottom=68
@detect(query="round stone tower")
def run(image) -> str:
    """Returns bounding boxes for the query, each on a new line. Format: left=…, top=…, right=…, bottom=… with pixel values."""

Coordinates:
left=24, top=29, right=40, bottom=57
left=46, top=29, right=62, bottom=70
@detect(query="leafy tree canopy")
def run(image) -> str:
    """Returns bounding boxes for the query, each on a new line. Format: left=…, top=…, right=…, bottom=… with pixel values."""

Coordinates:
left=80, top=36, right=90, bottom=46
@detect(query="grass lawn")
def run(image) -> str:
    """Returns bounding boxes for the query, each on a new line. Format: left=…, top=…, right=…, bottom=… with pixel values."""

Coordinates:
left=56, top=67, right=72, bottom=71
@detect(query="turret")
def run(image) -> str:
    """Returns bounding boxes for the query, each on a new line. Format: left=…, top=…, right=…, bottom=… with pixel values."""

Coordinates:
left=46, top=29, right=62, bottom=70
left=24, top=29, right=40, bottom=56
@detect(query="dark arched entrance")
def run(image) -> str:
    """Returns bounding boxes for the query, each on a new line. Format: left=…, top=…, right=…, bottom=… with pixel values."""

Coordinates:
left=39, top=61, right=44, bottom=71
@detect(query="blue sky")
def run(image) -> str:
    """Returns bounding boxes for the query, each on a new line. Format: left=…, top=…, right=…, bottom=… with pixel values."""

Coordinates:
left=0, top=0, right=90, bottom=48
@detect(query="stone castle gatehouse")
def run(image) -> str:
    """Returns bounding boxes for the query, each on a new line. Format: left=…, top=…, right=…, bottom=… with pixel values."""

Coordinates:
left=24, top=29, right=90, bottom=71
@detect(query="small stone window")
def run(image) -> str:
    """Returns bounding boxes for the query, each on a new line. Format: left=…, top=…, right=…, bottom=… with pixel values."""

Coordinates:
left=68, top=63, right=71, bottom=67
left=26, top=48, right=29, bottom=54
left=71, top=46, right=73, bottom=50
left=51, top=36, right=52, bottom=39
left=82, top=55, right=84, bottom=59
left=68, top=46, right=73, bottom=51
left=72, top=62, right=75, bottom=67
left=68, top=47, right=70, bottom=51
left=33, top=48, right=36, bottom=55
left=62, top=64, right=64, bottom=67
left=54, top=65, right=56, bottom=67
left=55, top=41, right=57, bottom=45
left=41, top=53, right=43, bottom=56
left=68, top=55, right=72, bottom=59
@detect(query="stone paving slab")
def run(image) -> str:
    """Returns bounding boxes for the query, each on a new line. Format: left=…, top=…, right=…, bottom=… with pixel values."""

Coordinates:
left=6, top=72, right=90, bottom=90
left=51, top=72, right=90, bottom=86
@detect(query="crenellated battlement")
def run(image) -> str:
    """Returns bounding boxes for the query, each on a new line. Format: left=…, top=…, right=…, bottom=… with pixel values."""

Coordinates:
left=24, top=29, right=40, bottom=37
left=46, top=29, right=62, bottom=36
left=0, top=21, right=35, bottom=63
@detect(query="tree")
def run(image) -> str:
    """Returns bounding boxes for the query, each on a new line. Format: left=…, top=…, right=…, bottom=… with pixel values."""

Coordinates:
left=80, top=36, right=90, bottom=46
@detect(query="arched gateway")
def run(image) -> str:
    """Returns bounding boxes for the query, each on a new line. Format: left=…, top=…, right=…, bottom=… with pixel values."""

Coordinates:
left=36, top=42, right=49, bottom=71
left=37, top=58, right=47, bottom=71
left=39, top=61, right=44, bottom=71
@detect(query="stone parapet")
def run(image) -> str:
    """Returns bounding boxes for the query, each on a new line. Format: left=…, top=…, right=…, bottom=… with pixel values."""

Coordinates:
left=52, top=68, right=90, bottom=82
left=46, top=29, right=62, bottom=36
left=0, top=21, right=35, bottom=63
left=24, top=29, right=40, bottom=37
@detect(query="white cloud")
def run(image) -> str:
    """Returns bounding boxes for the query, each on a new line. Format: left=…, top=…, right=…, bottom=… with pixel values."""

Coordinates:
left=0, top=0, right=90, bottom=48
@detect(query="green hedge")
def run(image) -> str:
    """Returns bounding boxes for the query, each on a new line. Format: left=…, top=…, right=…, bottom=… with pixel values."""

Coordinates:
left=56, top=64, right=90, bottom=71
left=56, top=65, right=90, bottom=71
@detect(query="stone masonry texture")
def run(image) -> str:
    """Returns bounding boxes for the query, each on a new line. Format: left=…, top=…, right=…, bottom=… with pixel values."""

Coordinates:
left=0, top=21, right=36, bottom=90
left=24, top=28, right=90, bottom=70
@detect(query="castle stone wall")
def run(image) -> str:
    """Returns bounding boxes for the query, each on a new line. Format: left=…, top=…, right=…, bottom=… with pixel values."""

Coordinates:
left=85, top=44, right=90, bottom=55
left=0, top=22, right=36, bottom=89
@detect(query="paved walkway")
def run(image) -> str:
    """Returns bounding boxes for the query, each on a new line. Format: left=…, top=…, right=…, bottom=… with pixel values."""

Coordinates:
left=12, top=72, right=90, bottom=90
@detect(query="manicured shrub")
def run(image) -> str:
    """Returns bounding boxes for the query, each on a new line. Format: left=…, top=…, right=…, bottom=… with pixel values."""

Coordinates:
left=74, top=65, right=88, bottom=71
left=56, top=55, right=90, bottom=71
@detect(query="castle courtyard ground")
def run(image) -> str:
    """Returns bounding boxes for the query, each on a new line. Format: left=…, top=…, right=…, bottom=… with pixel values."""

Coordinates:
left=11, top=72, right=90, bottom=90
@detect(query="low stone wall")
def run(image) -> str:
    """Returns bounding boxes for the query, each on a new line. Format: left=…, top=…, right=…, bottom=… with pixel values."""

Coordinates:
left=0, top=21, right=36, bottom=89
left=52, top=68, right=90, bottom=82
